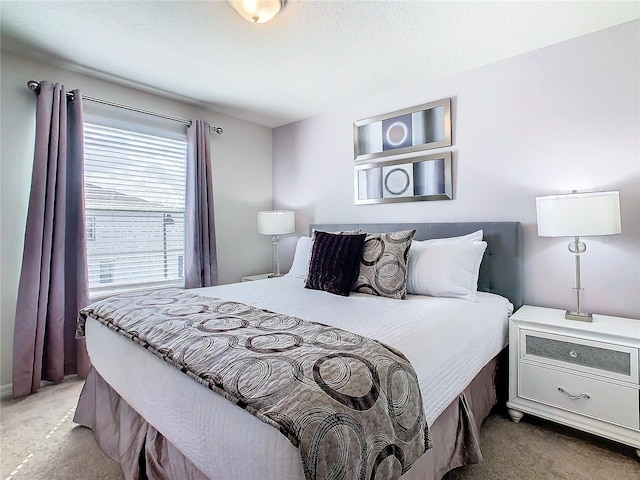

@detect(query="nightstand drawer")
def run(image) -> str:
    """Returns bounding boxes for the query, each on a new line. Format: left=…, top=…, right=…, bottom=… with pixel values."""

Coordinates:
left=521, top=329, right=638, bottom=383
left=519, top=362, right=640, bottom=429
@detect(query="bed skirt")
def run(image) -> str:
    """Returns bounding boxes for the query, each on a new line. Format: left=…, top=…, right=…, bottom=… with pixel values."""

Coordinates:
left=74, top=355, right=500, bottom=480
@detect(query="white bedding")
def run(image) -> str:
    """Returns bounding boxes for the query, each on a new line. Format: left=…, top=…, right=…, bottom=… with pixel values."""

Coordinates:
left=85, top=275, right=512, bottom=480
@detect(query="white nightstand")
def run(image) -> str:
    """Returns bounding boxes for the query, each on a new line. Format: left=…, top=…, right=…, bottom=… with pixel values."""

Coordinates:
left=507, top=305, right=640, bottom=457
left=241, top=273, right=273, bottom=282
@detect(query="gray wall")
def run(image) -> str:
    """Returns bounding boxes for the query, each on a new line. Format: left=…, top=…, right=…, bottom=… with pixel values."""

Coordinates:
left=0, top=52, right=274, bottom=388
left=273, top=21, right=640, bottom=320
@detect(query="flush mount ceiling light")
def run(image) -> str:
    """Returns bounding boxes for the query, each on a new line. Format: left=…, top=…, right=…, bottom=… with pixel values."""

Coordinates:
left=227, top=0, right=286, bottom=24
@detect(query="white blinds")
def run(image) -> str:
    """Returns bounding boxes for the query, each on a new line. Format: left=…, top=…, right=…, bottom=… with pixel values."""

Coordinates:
left=84, top=122, right=187, bottom=297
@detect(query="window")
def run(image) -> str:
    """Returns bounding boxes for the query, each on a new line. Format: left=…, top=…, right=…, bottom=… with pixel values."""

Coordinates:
left=84, top=122, right=187, bottom=297
left=86, top=216, right=96, bottom=241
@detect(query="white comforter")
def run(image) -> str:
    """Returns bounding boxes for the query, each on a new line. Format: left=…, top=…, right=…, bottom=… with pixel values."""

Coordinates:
left=85, top=275, right=512, bottom=480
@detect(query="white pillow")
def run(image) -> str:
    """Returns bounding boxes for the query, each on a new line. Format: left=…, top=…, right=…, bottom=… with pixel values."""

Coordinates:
left=406, top=241, right=487, bottom=301
left=287, top=236, right=312, bottom=279
left=410, top=229, right=483, bottom=248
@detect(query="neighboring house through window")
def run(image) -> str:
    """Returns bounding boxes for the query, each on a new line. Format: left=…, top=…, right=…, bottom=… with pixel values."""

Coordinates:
left=84, top=122, right=187, bottom=297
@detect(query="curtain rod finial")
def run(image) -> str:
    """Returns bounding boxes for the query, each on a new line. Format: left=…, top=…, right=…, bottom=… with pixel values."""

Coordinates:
left=27, top=80, right=40, bottom=92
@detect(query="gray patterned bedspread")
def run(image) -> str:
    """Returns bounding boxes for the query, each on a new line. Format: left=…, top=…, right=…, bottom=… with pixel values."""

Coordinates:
left=77, top=288, right=431, bottom=480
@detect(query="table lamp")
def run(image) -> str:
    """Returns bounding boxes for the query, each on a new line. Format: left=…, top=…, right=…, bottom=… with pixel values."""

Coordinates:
left=536, top=190, right=621, bottom=321
left=258, top=210, right=295, bottom=277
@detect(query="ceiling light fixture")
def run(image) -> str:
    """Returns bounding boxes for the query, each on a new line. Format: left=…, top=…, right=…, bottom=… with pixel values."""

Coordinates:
left=227, top=0, right=286, bottom=24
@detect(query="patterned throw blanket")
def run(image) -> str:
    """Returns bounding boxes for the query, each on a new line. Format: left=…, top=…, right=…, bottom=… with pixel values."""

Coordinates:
left=77, top=288, right=431, bottom=480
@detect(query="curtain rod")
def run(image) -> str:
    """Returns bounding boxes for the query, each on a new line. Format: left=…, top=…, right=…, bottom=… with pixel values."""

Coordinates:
left=26, top=80, right=223, bottom=134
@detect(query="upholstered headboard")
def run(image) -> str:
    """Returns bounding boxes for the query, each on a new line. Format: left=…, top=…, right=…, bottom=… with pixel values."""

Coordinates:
left=309, top=222, right=522, bottom=309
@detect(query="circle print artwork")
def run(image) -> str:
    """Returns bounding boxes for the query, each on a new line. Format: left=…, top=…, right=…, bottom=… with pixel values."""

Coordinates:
left=385, top=121, right=408, bottom=147
left=382, top=113, right=413, bottom=151
left=384, top=168, right=411, bottom=195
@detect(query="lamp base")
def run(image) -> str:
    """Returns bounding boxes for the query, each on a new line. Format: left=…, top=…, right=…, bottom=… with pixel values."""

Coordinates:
left=565, top=310, right=593, bottom=322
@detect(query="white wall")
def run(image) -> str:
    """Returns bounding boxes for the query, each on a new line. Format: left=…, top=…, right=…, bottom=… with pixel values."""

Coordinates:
left=273, top=21, right=640, bottom=320
left=0, top=52, right=273, bottom=387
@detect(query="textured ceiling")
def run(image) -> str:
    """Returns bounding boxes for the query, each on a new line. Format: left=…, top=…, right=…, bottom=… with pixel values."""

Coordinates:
left=1, top=1, right=638, bottom=127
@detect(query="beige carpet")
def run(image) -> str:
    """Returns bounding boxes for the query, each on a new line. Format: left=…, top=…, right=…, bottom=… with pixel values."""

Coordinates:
left=1, top=377, right=638, bottom=479
left=0, top=379, right=122, bottom=480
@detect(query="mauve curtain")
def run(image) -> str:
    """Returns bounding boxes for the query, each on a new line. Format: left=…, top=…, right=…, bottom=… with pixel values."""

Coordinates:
left=185, top=120, right=218, bottom=288
left=12, top=81, right=90, bottom=398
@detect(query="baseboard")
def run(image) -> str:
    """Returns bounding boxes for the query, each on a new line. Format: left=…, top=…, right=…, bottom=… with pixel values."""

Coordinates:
left=0, top=383, right=12, bottom=399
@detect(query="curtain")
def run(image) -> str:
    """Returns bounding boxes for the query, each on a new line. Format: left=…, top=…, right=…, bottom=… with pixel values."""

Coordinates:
left=12, top=81, right=90, bottom=398
left=185, top=120, right=218, bottom=288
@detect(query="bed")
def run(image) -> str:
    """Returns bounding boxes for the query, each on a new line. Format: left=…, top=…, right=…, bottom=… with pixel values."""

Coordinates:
left=74, top=222, right=521, bottom=480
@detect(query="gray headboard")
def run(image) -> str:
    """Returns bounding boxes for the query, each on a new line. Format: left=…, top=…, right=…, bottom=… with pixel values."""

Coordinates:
left=309, top=222, right=522, bottom=310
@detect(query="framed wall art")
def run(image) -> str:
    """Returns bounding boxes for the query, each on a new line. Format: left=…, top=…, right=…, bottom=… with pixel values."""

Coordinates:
left=354, top=151, right=452, bottom=205
left=353, top=98, right=451, bottom=162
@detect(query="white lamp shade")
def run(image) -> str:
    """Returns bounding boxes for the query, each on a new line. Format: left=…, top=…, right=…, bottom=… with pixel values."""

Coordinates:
left=227, top=0, right=284, bottom=23
left=536, top=191, right=621, bottom=237
left=257, top=210, right=295, bottom=235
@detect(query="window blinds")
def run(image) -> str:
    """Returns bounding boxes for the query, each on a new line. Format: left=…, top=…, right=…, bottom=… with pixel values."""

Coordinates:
left=84, top=122, right=187, bottom=297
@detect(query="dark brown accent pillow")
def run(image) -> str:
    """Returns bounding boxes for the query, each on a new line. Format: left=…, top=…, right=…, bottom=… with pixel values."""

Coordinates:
left=353, top=230, right=416, bottom=299
left=305, top=231, right=367, bottom=296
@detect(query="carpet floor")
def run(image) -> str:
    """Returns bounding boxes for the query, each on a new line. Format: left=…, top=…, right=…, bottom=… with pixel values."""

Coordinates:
left=1, top=377, right=638, bottom=479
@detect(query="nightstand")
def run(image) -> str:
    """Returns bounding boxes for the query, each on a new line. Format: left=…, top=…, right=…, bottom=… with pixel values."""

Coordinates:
left=241, top=273, right=273, bottom=282
left=507, top=305, right=640, bottom=457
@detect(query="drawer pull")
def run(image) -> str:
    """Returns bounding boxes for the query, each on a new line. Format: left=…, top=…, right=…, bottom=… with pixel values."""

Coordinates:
left=569, top=350, right=578, bottom=358
left=558, top=387, right=590, bottom=400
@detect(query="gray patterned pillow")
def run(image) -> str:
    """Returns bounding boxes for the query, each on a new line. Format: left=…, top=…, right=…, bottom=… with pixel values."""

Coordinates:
left=353, top=229, right=416, bottom=299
